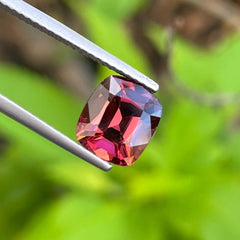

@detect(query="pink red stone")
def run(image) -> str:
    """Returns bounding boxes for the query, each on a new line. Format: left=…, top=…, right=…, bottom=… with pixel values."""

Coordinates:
left=76, top=75, right=162, bottom=166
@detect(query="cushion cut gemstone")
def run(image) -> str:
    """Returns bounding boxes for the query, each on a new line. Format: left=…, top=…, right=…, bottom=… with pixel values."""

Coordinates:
left=76, top=75, right=162, bottom=166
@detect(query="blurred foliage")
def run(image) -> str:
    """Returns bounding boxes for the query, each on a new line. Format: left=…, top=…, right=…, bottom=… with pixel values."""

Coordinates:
left=0, top=0, right=240, bottom=240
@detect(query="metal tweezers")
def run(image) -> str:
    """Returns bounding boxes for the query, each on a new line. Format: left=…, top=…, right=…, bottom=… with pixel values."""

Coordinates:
left=0, top=0, right=159, bottom=171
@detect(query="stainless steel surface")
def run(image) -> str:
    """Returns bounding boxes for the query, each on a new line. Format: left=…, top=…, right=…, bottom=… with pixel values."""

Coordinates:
left=0, top=94, right=112, bottom=171
left=0, top=0, right=159, bottom=92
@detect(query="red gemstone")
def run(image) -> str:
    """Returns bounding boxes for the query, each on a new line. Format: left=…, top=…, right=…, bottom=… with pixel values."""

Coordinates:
left=76, top=75, right=162, bottom=166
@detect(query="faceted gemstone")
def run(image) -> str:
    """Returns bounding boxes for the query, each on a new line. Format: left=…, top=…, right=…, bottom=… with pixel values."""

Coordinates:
left=76, top=75, right=162, bottom=166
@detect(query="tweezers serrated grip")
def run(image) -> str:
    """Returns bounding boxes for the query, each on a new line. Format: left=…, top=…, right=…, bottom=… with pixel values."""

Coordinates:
left=0, top=0, right=159, bottom=92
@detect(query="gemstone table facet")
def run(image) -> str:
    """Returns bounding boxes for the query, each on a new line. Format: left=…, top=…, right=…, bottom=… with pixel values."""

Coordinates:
left=76, top=75, right=162, bottom=166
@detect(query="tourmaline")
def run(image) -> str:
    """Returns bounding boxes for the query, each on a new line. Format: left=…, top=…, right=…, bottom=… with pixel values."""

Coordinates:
left=76, top=75, right=162, bottom=166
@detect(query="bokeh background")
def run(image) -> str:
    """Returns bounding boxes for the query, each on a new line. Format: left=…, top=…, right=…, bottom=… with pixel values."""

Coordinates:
left=1, top=0, right=240, bottom=239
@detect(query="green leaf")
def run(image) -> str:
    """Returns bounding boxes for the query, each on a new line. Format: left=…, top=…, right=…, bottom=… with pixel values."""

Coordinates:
left=172, top=35, right=240, bottom=92
left=85, top=0, right=146, bottom=22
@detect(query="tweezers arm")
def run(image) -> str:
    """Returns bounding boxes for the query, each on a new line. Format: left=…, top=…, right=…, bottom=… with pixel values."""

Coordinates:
left=0, top=94, right=112, bottom=171
left=0, top=0, right=159, bottom=92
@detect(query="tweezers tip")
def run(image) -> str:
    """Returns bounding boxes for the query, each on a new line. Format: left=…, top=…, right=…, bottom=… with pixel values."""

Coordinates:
left=103, top=163, right=113, bottom=171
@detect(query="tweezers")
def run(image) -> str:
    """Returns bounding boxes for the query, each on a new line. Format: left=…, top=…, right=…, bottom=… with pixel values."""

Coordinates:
left=0, top=0, right=159, bottom=171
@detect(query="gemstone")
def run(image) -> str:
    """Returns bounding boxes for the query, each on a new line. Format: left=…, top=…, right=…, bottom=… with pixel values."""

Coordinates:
left=76, top=75, right=162, bottom=166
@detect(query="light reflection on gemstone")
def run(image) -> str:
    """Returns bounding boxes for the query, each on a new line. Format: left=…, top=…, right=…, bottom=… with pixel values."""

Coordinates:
left=76, top=75, right=162, bottom=166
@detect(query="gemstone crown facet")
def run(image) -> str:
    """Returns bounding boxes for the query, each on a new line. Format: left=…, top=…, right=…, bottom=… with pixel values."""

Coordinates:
left=76, top=75, right=162, bottom=166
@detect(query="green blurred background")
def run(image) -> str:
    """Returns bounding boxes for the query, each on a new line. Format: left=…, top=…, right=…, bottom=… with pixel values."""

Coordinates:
left=0, top=0, right=240, bottom=239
